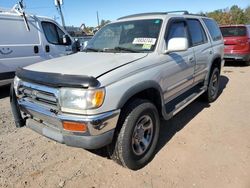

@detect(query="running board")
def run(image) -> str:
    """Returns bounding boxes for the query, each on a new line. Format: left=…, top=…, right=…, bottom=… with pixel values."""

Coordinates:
left=164, top=86, right=207, bottom=119
left=173, top=86, right=207, bottom=116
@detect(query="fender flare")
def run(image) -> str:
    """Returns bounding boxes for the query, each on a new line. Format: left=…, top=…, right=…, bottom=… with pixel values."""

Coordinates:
left=116, top=80, right=165, bottom=111
left=205, top=54, right=222, bottom=84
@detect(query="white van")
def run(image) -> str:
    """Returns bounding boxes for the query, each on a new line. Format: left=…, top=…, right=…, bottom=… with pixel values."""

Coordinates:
left=0, top=5, right=76, bottom=86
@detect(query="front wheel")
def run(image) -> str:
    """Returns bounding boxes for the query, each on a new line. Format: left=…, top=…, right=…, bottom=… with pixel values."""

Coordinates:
left=108, top=99, right=160, bottom=170
left=203, top=67, right=220, bottom=103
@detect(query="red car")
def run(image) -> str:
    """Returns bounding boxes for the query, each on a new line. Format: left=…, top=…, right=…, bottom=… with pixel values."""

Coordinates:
left=220, top=25, right=250, bottom=65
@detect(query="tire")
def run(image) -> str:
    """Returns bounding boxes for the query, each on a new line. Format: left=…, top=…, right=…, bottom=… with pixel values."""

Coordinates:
left=10, top=83, right=25, bottom=128
left=245, top=61, right=250, bottom=66
left=203, top=67, right=220, bottom=103
left=108, top=99, right=160, bottom=170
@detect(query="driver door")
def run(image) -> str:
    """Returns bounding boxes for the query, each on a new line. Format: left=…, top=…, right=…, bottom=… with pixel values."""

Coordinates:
left=160, top=18, right=195, bottom=102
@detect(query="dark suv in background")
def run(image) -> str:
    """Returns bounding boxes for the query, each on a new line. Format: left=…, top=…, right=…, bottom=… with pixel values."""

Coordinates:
left=220, top=25, right=250, bottom=65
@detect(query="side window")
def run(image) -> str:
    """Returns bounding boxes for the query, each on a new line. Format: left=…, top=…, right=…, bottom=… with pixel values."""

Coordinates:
left=42, top=22, right=66, bottom=45
left=202, top=18, right=222, bottom=41
left=165, top=21, right=188, bottom=46
left=187, top=19, right=207, bottom=46
left=57, top=27, right=66, bottom=44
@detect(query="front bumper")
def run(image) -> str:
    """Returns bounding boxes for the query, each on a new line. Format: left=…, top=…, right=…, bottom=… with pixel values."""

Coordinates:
left=224, top=53, right=250, bottom=61
left=18, top=99, right=120, bottom=149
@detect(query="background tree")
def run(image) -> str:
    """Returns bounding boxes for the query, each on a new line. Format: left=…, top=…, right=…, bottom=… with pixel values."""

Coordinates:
left=229, top=5, right=247, bottom=24
left=206, top=5, right=248, bottom=25
left=245, top=6, right=250, bottom=24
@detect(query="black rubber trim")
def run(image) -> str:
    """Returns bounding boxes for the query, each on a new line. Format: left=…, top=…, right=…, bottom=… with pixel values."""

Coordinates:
left=16, top=67, right=100, bottom=88
left=165, top=83, right=203, bottom=114
left=10, top=83, right=26, bottom=128
left=0, top=72, right=15, bottom=80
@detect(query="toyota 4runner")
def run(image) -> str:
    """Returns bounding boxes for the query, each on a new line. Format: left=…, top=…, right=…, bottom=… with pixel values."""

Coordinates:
left=11, top=11, right=224, bottom=170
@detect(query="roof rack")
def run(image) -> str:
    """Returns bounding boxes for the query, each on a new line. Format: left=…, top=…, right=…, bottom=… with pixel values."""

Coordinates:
left=118, top=12, right=167, bottom=20
left=0, top=1, right=30, bottom=31
left=118, top=11, right=207, bottom=20
left=166, top=10, right=189, bottom=14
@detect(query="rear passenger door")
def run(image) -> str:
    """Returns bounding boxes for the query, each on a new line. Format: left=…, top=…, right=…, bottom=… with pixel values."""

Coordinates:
left=186, top=18, right=212, bottom=84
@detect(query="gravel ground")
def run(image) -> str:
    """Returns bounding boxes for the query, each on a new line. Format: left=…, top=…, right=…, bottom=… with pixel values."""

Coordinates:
left=0, top=64, right=250, bottom=188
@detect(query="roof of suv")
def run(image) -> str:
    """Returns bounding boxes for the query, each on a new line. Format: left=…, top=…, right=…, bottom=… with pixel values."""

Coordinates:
left=220, top=24, right=250, bottom=28
left=117, top=11, right=208, bottom=21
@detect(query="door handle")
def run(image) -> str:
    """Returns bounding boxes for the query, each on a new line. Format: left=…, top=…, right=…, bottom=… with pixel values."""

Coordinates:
left=188, top=56, right=194, bottom=63
left=45, top=45, right=50, bottom=53
left=34, top=46, right=39, bottom=54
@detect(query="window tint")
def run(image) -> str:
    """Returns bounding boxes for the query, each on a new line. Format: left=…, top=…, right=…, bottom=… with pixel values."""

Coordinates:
left=202, top=18, right=222, bottom=41
left=167, top=22, right=187, bottom=39
left=166, top=21, right=187, bottom=44
left=88, top=19, right=162, bottom=52
left=57, top=26, right=66, bottom=44
left=187, top=19, right=207, bottom=46
left=42, top=22, right=66, bottom=45
left=220, top=27, right=247, bottom=37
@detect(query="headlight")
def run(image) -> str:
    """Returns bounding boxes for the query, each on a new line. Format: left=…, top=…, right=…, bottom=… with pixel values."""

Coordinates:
left=13, top=76, right=21, bottom=96
left=59, top=88, right=105, bottom=113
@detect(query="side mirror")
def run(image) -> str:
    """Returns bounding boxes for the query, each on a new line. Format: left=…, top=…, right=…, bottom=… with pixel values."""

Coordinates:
left=83, top=41, right=88, bottom=49
left=63, top=35, right=72, bottom=45
left=72, top=40, right=81, bottom=52
left=165, top=38, right=188, bottom=53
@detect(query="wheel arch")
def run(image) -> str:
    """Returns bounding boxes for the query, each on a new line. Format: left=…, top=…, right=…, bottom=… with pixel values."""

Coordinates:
left=117, top=81, right=165, bottom=118
left=205, top=55, right=222, bottom=85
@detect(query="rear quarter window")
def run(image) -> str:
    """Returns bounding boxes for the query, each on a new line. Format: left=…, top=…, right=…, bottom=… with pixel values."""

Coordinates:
left=202, top=18, right=222, bottom=41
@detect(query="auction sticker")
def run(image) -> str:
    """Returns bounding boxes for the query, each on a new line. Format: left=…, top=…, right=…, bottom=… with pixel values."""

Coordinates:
left=133, top=38, right=156, bottom=45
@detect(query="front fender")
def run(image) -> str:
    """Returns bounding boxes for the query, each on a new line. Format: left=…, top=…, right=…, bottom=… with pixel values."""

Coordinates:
left=117, top=80, right=165, bottom=110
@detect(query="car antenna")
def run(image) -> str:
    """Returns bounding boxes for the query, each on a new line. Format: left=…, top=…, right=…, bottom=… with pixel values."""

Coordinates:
left=11, top=0, right=30, bottom=31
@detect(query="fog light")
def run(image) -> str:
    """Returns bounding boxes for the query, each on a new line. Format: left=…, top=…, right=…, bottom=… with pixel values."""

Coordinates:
left=63, top=121, right=87, bottom=132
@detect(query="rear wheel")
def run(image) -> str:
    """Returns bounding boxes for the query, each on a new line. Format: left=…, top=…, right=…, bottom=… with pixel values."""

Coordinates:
left=108, top=99, right=160, bottom=170
left=245, top=61, right=250, bottom=66
left=203, top=67, right=220, bottom=103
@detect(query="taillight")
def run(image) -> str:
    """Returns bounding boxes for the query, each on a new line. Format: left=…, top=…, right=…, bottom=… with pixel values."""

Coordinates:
left=237, top=39, right=248, bottom=46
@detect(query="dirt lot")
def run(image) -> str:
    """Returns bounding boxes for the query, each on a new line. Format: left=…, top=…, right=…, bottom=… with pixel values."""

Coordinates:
left=0, top=64, right=250, bottom=188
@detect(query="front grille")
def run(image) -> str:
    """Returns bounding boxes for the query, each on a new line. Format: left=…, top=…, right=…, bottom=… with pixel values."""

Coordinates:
left=18, top=81, right=59, bottom=109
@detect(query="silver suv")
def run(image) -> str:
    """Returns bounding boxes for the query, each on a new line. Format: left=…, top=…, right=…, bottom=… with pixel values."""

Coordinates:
left=11, top=11, right=224, bottom=170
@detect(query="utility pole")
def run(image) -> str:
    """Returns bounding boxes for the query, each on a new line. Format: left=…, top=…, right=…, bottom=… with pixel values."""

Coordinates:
left=55, top=0, right=65, bottom=29
left=96, top=11, right=100, bottom=27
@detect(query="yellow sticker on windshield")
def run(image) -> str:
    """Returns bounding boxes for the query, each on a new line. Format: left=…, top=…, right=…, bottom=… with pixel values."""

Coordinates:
left=142, top=44, right=152, bottom=50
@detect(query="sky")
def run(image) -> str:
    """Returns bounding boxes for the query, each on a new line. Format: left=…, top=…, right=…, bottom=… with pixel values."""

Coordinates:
left=1, top=0, right=249, bottom=27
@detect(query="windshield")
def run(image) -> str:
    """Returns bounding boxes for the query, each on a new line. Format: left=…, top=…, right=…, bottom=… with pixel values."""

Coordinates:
left=220, top=26, right=247, bottom=37
left=86, top=19, right=163, bottom=53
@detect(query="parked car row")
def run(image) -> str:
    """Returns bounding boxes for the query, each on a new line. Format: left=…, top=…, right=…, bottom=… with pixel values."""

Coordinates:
left=220, top=25, right=250, bottom=65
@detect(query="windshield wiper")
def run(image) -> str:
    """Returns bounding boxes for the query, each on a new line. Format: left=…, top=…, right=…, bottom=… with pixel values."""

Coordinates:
left=84, top=48, right=102, bottom=52
left=113, top=46, right=139, bottom=53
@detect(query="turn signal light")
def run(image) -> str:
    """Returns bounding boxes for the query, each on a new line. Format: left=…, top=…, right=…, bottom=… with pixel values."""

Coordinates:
left=63, top=121, right=87, bottom=132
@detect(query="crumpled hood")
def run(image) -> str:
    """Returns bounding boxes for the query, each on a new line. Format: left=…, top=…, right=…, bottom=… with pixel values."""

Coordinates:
left=25, top=52, right=147, bottom=78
